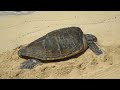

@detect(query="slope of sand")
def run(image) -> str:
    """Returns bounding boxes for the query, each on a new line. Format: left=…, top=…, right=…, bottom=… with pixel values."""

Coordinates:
left=0, top=11, right=120, bottom=79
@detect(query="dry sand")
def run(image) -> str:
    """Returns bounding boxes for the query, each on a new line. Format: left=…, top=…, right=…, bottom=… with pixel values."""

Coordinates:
left=0, top=11, right=120, bottom=79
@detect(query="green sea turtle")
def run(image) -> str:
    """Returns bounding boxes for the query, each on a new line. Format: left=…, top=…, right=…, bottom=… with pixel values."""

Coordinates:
left=18, top=27, right=102, bottom=69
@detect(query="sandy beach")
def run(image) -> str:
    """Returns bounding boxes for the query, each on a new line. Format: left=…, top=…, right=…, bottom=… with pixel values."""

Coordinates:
left=0, top=11, right=120, bottom=79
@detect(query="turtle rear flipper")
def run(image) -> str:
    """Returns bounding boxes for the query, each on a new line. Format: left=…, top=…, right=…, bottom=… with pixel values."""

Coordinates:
left=88, top=41, right=102, bottom=55
left=20, top=59, right=41, bottom=69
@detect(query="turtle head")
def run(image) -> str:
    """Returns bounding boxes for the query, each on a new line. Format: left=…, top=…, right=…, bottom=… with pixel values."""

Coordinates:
left=85, top=34, right=103, bottom=55
left=18, top=47, right=26, bottom=58
left=85, top=34, right=97, bottom=42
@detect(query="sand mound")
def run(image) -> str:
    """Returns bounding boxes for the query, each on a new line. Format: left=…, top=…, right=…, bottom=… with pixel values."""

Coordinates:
left=0, top=44, right=120, bottom=79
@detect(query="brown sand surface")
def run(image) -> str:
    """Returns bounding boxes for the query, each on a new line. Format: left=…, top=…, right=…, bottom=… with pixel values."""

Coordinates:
left=0, top=11, right=120, bottom=79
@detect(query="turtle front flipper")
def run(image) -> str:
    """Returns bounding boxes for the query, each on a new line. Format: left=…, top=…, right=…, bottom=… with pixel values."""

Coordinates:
left=20, top=59, right=41, bottom=69
left=88, top=41, right=103, bottom=55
